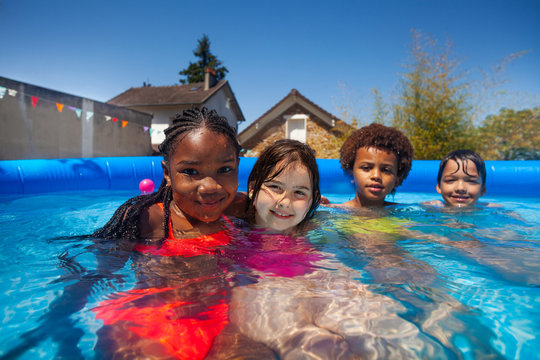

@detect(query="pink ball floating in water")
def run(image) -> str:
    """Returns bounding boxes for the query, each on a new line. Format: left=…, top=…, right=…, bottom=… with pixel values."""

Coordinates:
left=139, top=179, right=155, bottom=194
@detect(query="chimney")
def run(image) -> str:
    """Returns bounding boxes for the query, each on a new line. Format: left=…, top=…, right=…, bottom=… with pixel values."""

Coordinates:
left=204, top=68, right=217, bottom=90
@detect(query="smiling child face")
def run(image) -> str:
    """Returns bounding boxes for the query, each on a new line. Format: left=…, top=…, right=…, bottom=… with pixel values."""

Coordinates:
left=437, top=159, right=485, bottom=207
left=253, top=161, right=313, bottom=232
left=351, top=147, right=398, bottom=207
left=162, top=128, right=239, bottom=223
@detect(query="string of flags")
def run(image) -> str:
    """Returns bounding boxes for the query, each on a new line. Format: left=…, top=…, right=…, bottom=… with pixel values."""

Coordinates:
left=0, top=85, right=163, bottom=136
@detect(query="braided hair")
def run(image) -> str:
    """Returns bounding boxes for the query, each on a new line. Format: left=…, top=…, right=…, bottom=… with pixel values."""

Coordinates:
left=92, top=107, right=241, bottom=240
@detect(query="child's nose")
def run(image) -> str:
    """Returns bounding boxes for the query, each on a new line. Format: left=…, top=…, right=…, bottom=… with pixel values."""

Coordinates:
left=455, top=180, right=467, bottom=192
left=277, top=193, right=292, bottom=207
left=198, top=176, right=220, bottom=193
left=370, top=168, right=381, bottom=180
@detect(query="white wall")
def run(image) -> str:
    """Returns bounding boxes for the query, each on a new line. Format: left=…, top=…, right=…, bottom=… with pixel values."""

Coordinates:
left=204, top=90, right=239, bottom=131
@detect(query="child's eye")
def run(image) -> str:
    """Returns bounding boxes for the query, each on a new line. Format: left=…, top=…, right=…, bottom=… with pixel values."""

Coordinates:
left=382, top=168, right=393, bottom=173
left=181, top=168, right=198, bottom=175
left=265, top=184, right=283, bottom=193
left=295, top=191, right=308, bottom=198
left=218, top=166, right=233, bottom=174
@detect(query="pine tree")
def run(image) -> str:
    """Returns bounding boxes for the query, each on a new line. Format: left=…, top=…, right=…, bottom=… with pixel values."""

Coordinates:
left=179, top=34, right=228, bottom=84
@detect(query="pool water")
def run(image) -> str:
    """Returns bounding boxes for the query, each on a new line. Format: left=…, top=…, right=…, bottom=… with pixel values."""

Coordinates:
left=0, top=190, right=539, bottom=359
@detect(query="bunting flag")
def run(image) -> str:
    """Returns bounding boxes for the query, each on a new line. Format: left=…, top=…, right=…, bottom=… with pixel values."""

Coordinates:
left=68, top=106, right=82, bottom=118
left=0, top=86, right=152, bottom=134
left=149, top=128, right=155, bottom=136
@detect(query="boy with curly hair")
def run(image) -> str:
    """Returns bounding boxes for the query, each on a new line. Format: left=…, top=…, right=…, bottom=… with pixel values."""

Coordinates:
left=339, top=123, right=413, bottom=207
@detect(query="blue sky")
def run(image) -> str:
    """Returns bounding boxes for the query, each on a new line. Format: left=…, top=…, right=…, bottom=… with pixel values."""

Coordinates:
left=1, top=0, right=539, bottom=131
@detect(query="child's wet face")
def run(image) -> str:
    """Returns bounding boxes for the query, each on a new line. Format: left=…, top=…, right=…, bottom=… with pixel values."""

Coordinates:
left=351, top=147, right=398, bottom=206
left=163, top=128, right=238, bottom=223
left=437, top=159, right=485, bottom=207
left=253, top=161, right=313, bottom=232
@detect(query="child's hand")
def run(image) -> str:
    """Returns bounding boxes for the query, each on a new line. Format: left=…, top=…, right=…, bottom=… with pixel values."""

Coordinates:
left=320, top=196, right=330, bottom=205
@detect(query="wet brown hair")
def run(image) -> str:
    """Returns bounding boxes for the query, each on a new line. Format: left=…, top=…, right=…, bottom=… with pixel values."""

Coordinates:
left=437, top=150, right=486, bottom=187
left=247, top=139, right=321, bottom=228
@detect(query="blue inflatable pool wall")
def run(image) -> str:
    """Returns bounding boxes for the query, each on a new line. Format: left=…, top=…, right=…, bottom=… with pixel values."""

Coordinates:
left=0, top=157, right=539, bottom=196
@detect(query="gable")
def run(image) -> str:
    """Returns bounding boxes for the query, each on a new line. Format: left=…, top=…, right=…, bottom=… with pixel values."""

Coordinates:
left=238, top=89, right=348, bottom=147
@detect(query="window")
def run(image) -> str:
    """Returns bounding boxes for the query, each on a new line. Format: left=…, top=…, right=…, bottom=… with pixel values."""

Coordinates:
left=285, top=114, right=308, bottom=143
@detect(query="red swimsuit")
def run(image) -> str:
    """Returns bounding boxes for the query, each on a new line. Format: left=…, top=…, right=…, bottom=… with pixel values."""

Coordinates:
left=93, top=204, right=232, bottom=360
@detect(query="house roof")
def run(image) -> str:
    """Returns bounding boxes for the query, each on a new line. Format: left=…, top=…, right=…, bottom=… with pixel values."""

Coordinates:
left=107, top=79, right=245, bottom=123
left=108, top=80, right=229, bottom=107
left=238, top=88, right=342, bottom=144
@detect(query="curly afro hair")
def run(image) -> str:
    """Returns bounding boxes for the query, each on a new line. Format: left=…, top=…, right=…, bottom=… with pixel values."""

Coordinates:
left=339, top=123, right=414, bottom=187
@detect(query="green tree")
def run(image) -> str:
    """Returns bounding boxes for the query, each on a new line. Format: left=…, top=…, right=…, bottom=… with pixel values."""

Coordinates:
left=179, top=34, right=228, bottom=84
left=392, top=30, right=475, bottom=159
left=329, top=82, right=359, bottom=156
left=477, top=107, right=540, bottom=160
left=371, top=88, right=389, bottom=125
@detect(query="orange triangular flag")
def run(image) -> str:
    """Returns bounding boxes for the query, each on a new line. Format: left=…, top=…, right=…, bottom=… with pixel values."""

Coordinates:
left=56, top=103, right=64, bottom=112
left=121, top=120, right=128, bottom=128
left=31, top=96, right=39, bottom=108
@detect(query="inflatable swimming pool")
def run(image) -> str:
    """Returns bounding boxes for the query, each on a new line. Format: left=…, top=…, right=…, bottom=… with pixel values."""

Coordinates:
left=1, top=156, right=539, bottom=196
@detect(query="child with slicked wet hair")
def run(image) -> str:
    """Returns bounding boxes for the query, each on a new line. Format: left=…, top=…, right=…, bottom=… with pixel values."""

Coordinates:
left=339, top=123, right=413, bottom=207
left=423, top=149, right=499, bottom=208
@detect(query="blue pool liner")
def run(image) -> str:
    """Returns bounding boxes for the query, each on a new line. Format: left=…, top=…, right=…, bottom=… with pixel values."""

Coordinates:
left=0, top=157, right=539, bottom=196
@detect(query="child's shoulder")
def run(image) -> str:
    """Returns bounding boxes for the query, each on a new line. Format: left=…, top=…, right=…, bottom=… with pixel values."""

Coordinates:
left=421, top=200, right=444, bottom=207
left=480, top=201, right=503, bottom=208
left=138, top=203, right=165, bottom=239
left=225, top=192, right=249, bottom=218
left=324, top=199, right=400, bottom=209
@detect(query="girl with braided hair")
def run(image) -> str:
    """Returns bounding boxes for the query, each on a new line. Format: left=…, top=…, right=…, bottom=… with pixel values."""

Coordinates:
left=93, top=106, right=244, bottom=241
